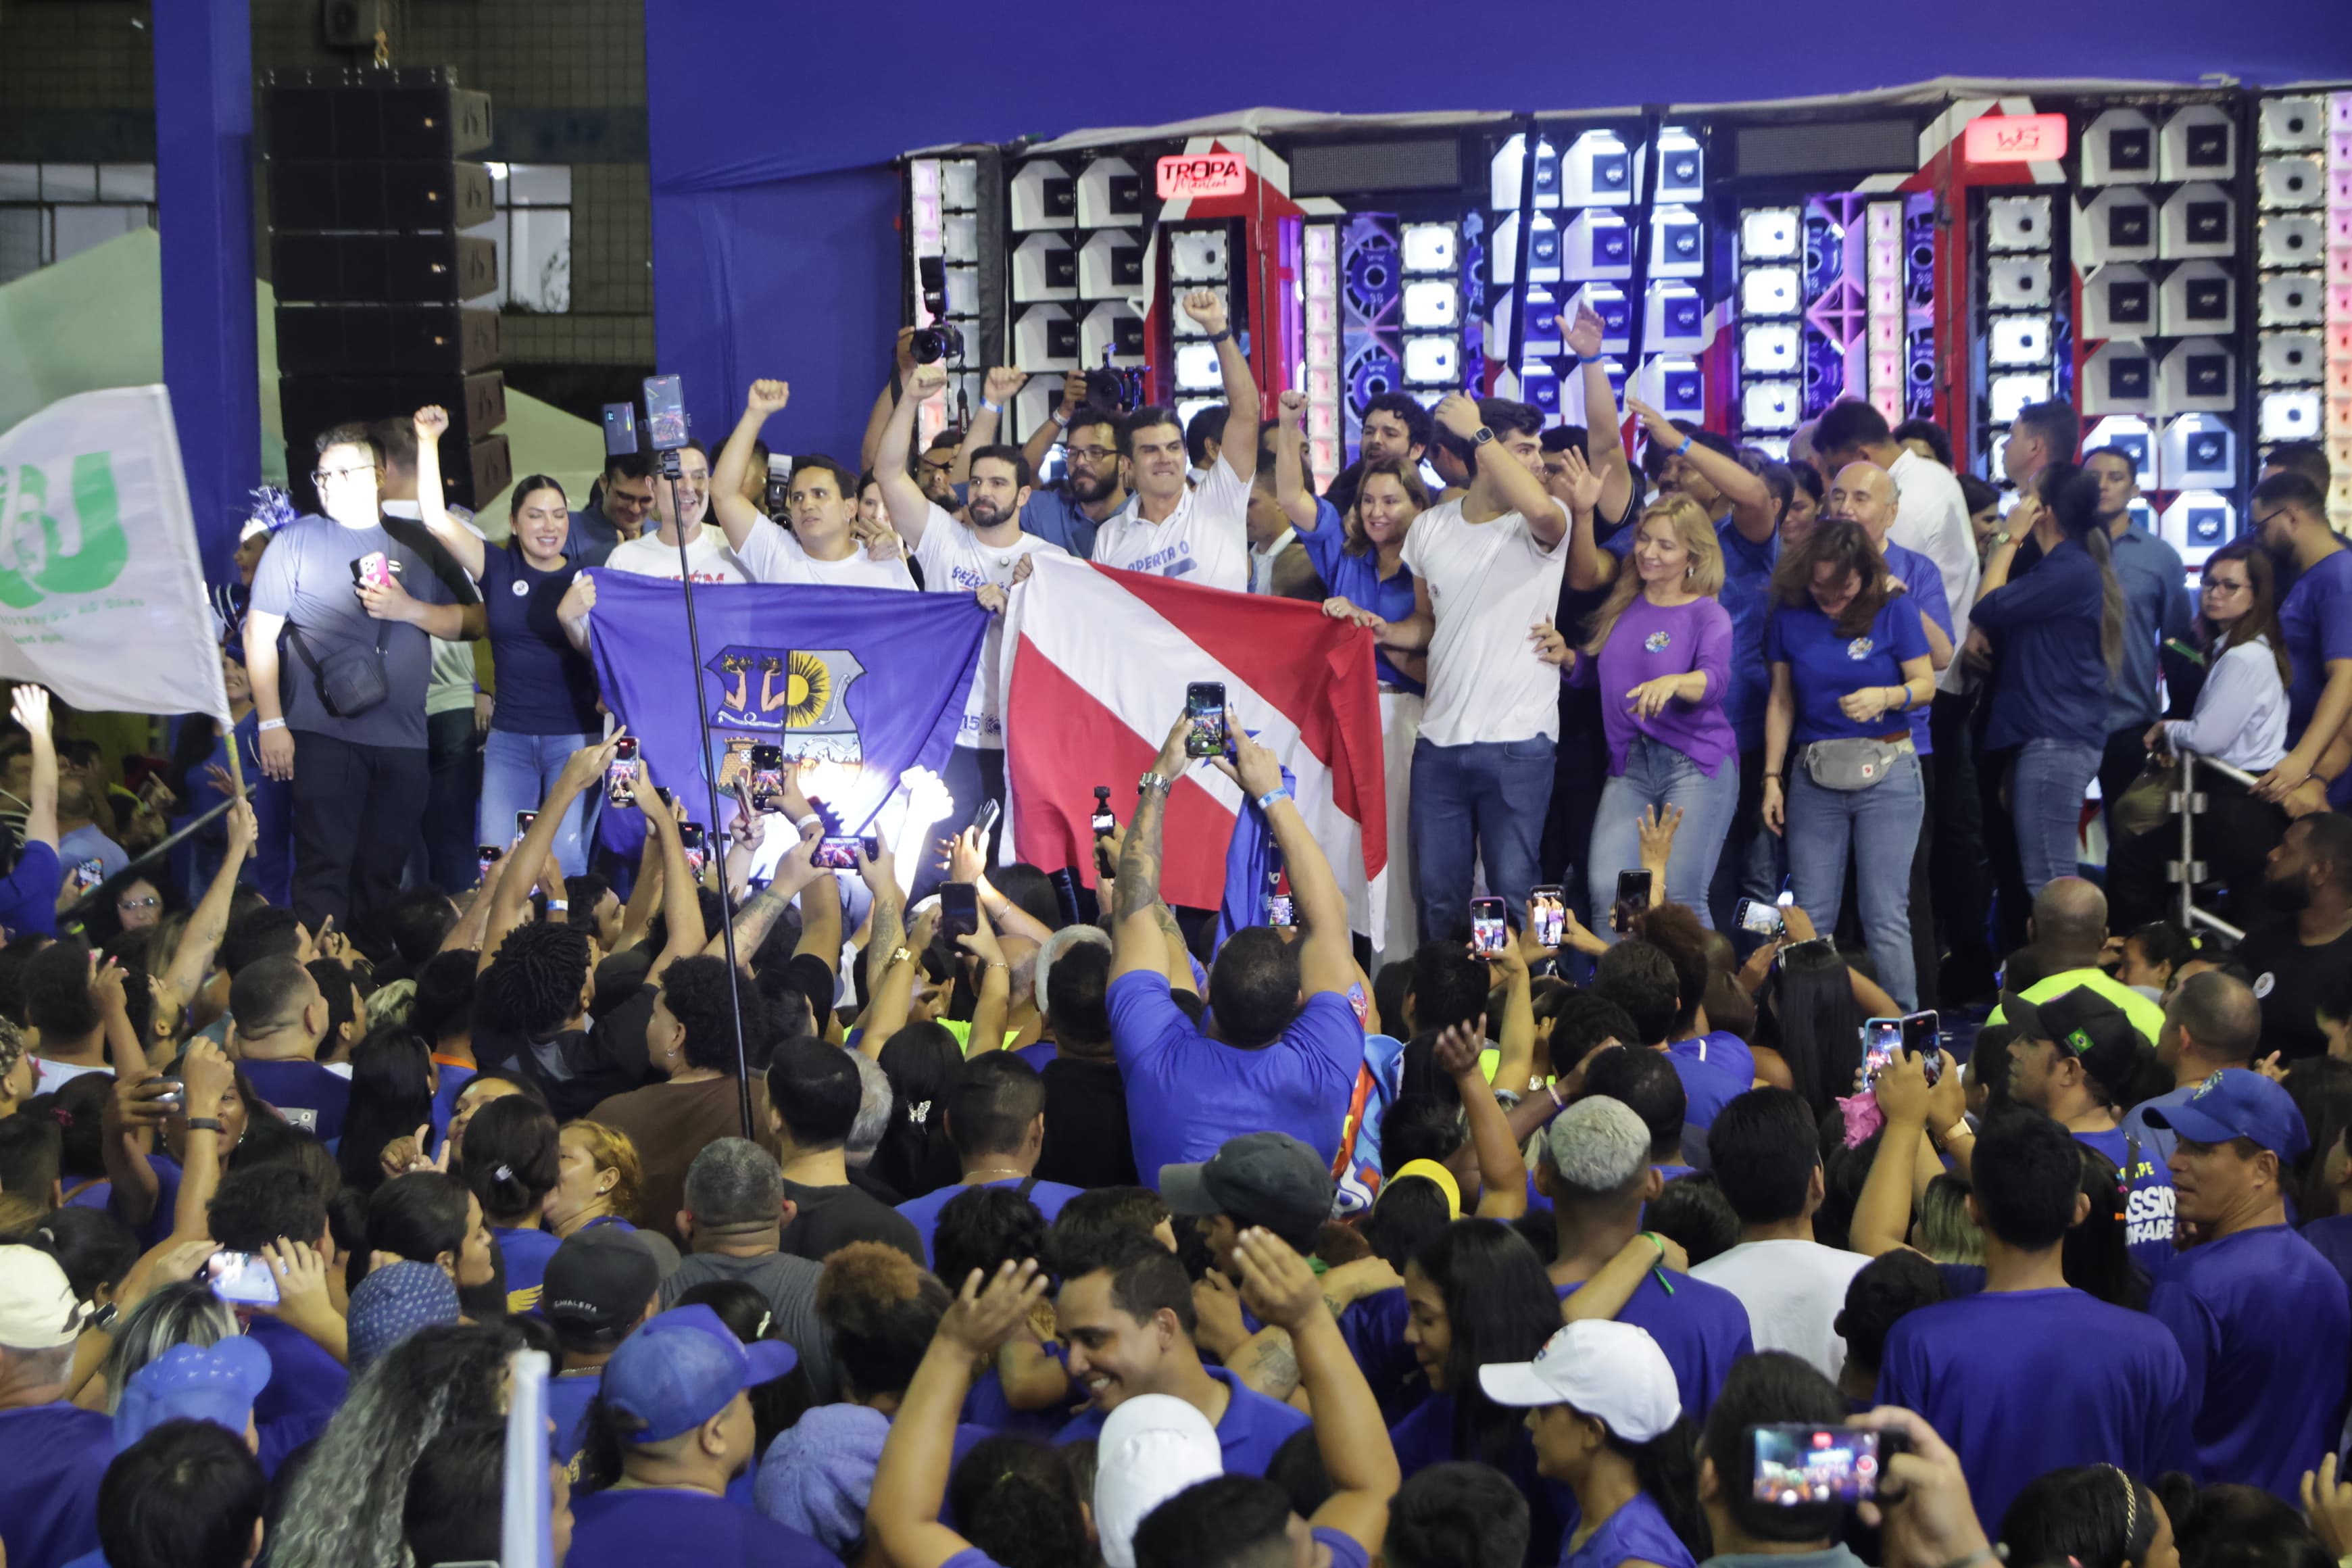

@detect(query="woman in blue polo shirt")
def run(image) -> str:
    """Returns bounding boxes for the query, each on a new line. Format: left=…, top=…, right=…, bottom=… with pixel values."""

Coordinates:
left=1761, top=520, right=1936, bottom=1011
left=1968, top=465, right=2128, bottom=900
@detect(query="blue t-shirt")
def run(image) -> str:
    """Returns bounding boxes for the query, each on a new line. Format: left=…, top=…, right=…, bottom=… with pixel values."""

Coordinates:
left=1012, top=1039, right=1056, bottom=1072
left=1055, top=1365, right=1308, bottom=1476
left=1669, top=1033, right=1753, bottom=1092
left=2147, top=1223, right=2352, bottom=1498
left=109, top=1150, right=183, bottom=1251
left=0, top=839, right=60, bottom=939
left=1564, top=1489, right=1700, bottom=1568
left=2279, top=547, right=2352, bottom=743
left=246, top=1314, right=349, bottom=1447
left=494, top=1225, right=563, bottom=1312
left=429, top=1059, right=476, bottom=1150
left=2073, top=1127, right=2176, bottom=1277
left=1765, top=595, right=1931, bottom=745
left=1967, top=539, right=2115, bottom=752
left=2304, top=1214, right=2352, bottom=1296
left=1390, top=1394, right=1578, bottom=1565
left=895, top=1176, right=1084, bottom=1269
left=548, top=1367, right=602, bottom=1467
left=0, top=1402, right=113, bottom=1568
left=1294, top=498, right=1423, bottom=693
left=1018, top=486, right=1104, bottom=560
left=958, top=1363, right=1066, bottom=1441
left=238, top=1058, right=351, bottom=1143
left=1556, top=1272, right=1753, bottom=1420
left=478, top=543, right=603, bottom=735
left=565, top=1486, right=841, bottom=1568
left=1715, top=518, right=1780, bottom=754
left=1337, top=1285, right=1427, bottom=1426
left=1668, top=1050, right=1746, bottom=1135
left=1108, top=971, right=1363, bottom=1183
left=946, top=1529, right=1367, bottom=1568
left=1880, top=540, right=1951, bottom=758
left=1877, top=1287, right=2194, bottom=1535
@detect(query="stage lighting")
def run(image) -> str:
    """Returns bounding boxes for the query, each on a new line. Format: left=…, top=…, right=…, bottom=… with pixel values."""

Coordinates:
left=1988, top=314, right=2052, bottom=367
left=2160, top=105, right=2236, bottom=182
left=2159, top=338, right=2235, bottom=412
left=1402, top=280, right=1458, bottom=330
left=1400, top=222, right=1456, bottom=274
left=1988, top=372, right=2051, bottom=424
left=2159, top=414, right=2235, bottom=488
left=1740, top=208, right=1801, bottom=261
left=2259, top=212, right=2326, bottom=270
left=2259, top=331, right=2324, bottom=383
left=2076, top=190, right=2157, bottom=266
left=2259, top=272, right=2326, bottom=325
left=1741, top=381, right=1800, bottom=432
left=1742, top=323, right=1801, bottom=376
left=2261, top=389, right=2324, bottom=442
left=1402, top=336, right=1459, bottom=385
left=2081, top=108, right=2158, bottom=186
left=2159, top=491, right=2234, bottom=566
left=1986, top=256, right=2051, bottom=310
left=1986, top=196, right=2051, bottom=252
left=1173, top=341, right=1221, bottom=391
left=2160, top=261, right=2236, bottom=337
left=2159, top=184, right=2234, bottom=259
left=2084, top=417, right=2156, bottom=486
left=1654, top=128, right=1705, bottom=202
left=1741, top=266, right=1800, bottom=317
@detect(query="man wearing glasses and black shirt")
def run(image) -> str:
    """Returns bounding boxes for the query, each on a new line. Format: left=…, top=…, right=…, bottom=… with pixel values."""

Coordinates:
left=569, top=451, right=656, bottom=566
left=245, top=421, right=474, bottom=929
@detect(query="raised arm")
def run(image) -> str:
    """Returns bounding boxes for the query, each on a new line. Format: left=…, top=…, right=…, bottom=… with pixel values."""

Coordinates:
left=9, top=686, right=59, bottom=848
left=854, top=839, right=915, bottom=1049
left=877, top=362, right=947, bottom=549
left=643, top=781, right=706, bottom=981
left=159, top=800, right=255, bottom=1021
left=1215, top=718, right=1352, bottom=997
left=950, top=368, right=1027, bottom=486
left=1025, top=368, right=1088, bottom=477
left=710, top=380, right=791, bottom=553
left=1235, top=1229, right=1399, bottom=1557
left=1112, top=714, right=1192, bottom=980
left=860, top=330, right=918, bottom=475
left=718, top=829, right=821, bottom=968
left=483, top=737, right=616, bottom=963
left=408, top=406, right=484, bottom=579
left=1434, top=392, right=1565, bottom=547
left=1565, top=303, right=1636, bottom=523
left=1627, top=395, right=1775, bottom=544
left=1436, top=1019, right=1527, bottom=1219
left=957, top=906, right=1012, bottom=1057
left=1851, top=1050, right=1936, bottom=1258
left=1185, top=289, right=1260, bottom=485
left=1558, top=445, right=1617, bottom=593
left=1273, top=391, right=1321, bottom=530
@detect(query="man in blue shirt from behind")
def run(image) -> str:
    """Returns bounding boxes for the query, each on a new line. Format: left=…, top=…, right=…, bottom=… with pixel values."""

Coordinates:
left=2145, top=1069, right=2351, bottom=1499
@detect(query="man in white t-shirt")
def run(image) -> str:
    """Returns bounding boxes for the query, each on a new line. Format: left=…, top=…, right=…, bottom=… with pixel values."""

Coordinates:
left=1352, top=395, right=1567, bottom=945
left=877, top=360, right=1068, bottom=879
left=600, top=441, right=748, bottom=584
left=1090, top=289, right=1258, bottom=592
left=710, top=381, right=918, bottom=591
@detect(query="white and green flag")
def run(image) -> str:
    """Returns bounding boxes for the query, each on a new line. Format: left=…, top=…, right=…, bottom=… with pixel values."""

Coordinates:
left=0, top=386, right=228, bottom=722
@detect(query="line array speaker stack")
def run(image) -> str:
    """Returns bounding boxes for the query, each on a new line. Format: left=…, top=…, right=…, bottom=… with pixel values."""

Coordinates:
left=265, top=66, right=510, bottom=510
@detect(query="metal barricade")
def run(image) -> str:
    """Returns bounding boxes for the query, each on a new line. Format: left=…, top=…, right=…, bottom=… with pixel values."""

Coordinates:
left=2168, top=748, right=2260, bottom=942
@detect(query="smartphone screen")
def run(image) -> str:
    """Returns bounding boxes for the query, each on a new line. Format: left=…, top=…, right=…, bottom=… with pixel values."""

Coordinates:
left=749, top=744, right=784, bottom=812
left=205, top=1250, right=281, bottom=1307
left=1471, top=896, right=1509, bottom=958
left=679, top=822, right=707, bottom=874
left=1529, top=885, right=1565, bottom=947
left=1266, top=893, right=1296, bottom=927
left=971, top=798, right=1002, bottom=842
left=70, top=858, right=105, bottom=892
left=1902, top=1011, right=1944, bottom=1084
left=1861, top=1017, right=1903, bottom=1086
left=642, top=374, right=689, bottom=451
left=813, top=835, right=861, bottom=870
left=1748, top=1424, right=1901, bottom=1504
left=1091, top=802, right=1117, bottom=837
left=602, top=401, right=639, bottom=458
left=606, top=737, right=639, bottom=808
left=1613, top=868, right=1654, bottom=934
left=476, top=845, right=502, bottom=883
left=1184, top=681, right=1227, bottom=758
left=515, top=810, right=537, bottom=835
left=940, top=881, right=980, bottom=940
left=1734, top=898, right=1785, bottom=938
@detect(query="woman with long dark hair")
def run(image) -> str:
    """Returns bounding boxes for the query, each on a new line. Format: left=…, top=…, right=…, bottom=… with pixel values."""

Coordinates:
left=2001, top=1465, right=2175, bottom=1568
left=872, top=1021, right=965, bottom=1200
left=1760, top=520, right=1936, bottom=1010
left=460, top=1094, right=562, bottom=1312
left=1763, top=937, right=1867, bottom=1119
left=1393, top=1219, right=1577, bottom=1564
left=337, top=1025, right=437, bottom=1192
left=1493, top=1319, right=1710, bottom=1568
left=2109, top=541, right=2292, bottom=929
left=360, top=1170, right=497, bottom=1300
left=1969, top=464, right=2128, bottom=900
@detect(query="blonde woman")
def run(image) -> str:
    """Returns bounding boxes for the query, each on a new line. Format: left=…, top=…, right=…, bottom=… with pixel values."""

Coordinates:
left=546, top=1119, right=645, bottom=1238
left=1536, top=495, right=1736, bottom=926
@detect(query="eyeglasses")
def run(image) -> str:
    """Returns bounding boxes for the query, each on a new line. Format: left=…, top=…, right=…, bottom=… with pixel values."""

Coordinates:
left=116, top=896, right=159, bottom=910
left=311, top=464, right=381, bottom=486
left=2251, top=509, right=2288, bottom=531
left=1067, top=445, right=1118, bottom=464
left=2201, top=579, right=2249, bottom=594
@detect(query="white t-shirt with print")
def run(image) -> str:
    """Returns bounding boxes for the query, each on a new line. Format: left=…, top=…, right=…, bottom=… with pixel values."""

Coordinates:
left=913, top=503, right=1069, bottom=749
left=1399, top=496, right=1572, bottom=746
left=732, top=519, right=917, bottom=591
left=603, top=528, right=748, bottom=584
left=1091, top=456, right=1250, bottom=592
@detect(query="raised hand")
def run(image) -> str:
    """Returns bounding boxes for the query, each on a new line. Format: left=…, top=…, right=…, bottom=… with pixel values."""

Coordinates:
left=1431, top=1015, right=1488, bottom=1077
left=1623, top=393, right=1680, bottom=446
left=1563, top=301, right=1607, bottom=359
left=1277, top=389, right=1309, bottom=428
left=1233, top=1227, right=1325, bottom=1333
left=745, top=378, right=791, bottom=417
left=1058, top=368, right=1089, bottom=415
left=558, top=731, right=624, bottom=797
left=1431, top=392, right=1483, bottom=442
left=854, top=834, right=898, bottom=900
left=1550, top=445, right=1604, bottom=514
left=1636, top=804, right=1683, bottom=866
left=1180, top=289, right=1228, bottom=337
left=1209, top=711, right=1284, bottom=802
left=9, top=684, right=52, bottom=738
left=906, top=361, right=949, bottom=401
left=414, top=405, right=450, bottom=442
left=937, top=1259, right=1050, bottom=1358
left=983, top=366, right=1027, bottom=405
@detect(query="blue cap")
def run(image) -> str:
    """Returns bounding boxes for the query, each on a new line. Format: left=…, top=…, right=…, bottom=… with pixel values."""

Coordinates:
left=602, top=1304, right=798, bottom=1443
left=348, top=1260, right=462, bottom=1372
left=2142, top=1069, right=2310, bottom=1162
left=114, top=1337, right=272, bottom=1452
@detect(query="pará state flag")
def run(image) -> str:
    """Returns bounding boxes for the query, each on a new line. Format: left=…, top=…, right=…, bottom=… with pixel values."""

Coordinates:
left=584, top=571, right=989, bottom=853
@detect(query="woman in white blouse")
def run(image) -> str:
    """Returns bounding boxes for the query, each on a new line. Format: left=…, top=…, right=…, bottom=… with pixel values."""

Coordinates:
left=2109, top=541, right=2290, bottom=928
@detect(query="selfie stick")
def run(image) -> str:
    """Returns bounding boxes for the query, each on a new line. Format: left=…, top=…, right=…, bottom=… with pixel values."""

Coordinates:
left=651, top=389, right=756, bottom=1140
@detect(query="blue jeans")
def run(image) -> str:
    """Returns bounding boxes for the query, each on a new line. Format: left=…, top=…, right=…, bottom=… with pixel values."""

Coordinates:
left=2009, top=737, right=2099, bottom=898
left=479, top=729, right=602, bottom=878
left=1785, top=749, right=1925, bottom=1010
left=1411, top=735, right=1554, bottom=946
left=1588, top=737, right=1740, bottom=933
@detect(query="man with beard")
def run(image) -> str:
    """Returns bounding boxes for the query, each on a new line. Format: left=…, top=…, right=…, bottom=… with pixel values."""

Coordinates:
left=2252, top=471, right=2352, bottom=812
left=877, top=359, right=1068, bottom=850
left=1003, top=370, right=1128, bottom=560
left=1323, top=391, right=1434, bottom=520
left=2231, top=812, right=2352, bottom=1060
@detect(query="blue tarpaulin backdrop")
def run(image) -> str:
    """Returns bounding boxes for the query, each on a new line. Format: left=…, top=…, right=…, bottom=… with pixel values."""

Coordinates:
left=645, top=0, right=2352, bottom=467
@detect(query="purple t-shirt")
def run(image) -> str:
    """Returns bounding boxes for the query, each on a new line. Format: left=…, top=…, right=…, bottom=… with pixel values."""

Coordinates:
left=1107, top=971, right=1363, bottom=1183
left=2303, top=1214, right=2352, bottom=1295
left=1877, top=1287, right=2195, bottom=1534
left=238, top=1058, right=351, bottom=1143
left=0, top=1402, right=113, bottom=1568
left=566, top=1487, right=841, bottom=1568
left=2148, top=1224, right=2352, bottom=1498
left=1556, top=1272, right=1753, bottom=1419
left=1567, top=593, right=1736, bottom=777
left=1563, top=1489, right=1700, bottom=1568
left=895, top=1175, right=1084, bottom=1269
left=1055, top=1366, right=1308, bottom=1476
left=947, top=1529, right=1369, bottom=1568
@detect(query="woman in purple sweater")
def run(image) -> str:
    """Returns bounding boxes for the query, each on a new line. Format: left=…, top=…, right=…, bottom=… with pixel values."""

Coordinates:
left=1537, top=496, right=1736, bottom=929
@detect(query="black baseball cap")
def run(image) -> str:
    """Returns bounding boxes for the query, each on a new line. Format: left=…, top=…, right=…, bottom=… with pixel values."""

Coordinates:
left=1160, top=1131, right=1334, bottom=1252
left=2001, top=987, right=2142, bottom=1094
left=542, top=1226, right=660, bottom=1342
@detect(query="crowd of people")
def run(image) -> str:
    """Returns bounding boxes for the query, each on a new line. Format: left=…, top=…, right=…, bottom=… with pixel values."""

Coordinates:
left=0, top=308, right=2349, bottom=1568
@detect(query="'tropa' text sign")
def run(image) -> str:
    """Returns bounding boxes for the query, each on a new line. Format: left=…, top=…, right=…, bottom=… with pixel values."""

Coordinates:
left=1157, top=152, right=1247, bottom=199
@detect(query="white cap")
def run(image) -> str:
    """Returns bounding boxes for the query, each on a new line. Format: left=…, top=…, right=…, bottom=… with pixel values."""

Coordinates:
left=1094, top=1393, right=1224, bottom=1568
left=0, top=1244, right=86, bottom=1350
left=1478, top=1320, right=1682, bottom=1442
left=1542, top=1094, right=1652, bottom=1195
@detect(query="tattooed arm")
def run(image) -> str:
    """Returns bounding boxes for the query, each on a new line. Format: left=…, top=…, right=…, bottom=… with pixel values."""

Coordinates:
left=1152, top=902, right=1198, bottom=996
left=1110, top=712, right=1192, bottom=981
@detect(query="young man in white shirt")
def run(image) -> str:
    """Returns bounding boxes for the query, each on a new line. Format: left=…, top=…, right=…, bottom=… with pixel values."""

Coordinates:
left=1351, top=395, right=1568, bottom=945
left=710, top=381, right=917, bottom=591
left=1090, top=289, right=1259, bottom=591
left=601, top=441, right=746, bottom=584
left=876, top=359, right=1067, bottom=879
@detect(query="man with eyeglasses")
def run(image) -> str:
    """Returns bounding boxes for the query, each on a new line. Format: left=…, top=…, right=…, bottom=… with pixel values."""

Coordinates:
left=570, top=451, right=657, bottom=567
left=245, top=422, right=470, bottom=930
left=963, top=365, right=1129, bottom=560
left=2251, top=470, right=2352, bottom=812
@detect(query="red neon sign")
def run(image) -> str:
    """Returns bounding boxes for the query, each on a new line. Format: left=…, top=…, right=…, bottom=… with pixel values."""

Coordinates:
left=1157, top=151, right=1248, bottom=199
left=1962, top=113, right=2069, bottom=164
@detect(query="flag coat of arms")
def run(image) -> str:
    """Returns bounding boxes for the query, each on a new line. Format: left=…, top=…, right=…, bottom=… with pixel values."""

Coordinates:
left=584, top=572, right=990, bottom=849
left=1000, top=556, right=1388, bottom=937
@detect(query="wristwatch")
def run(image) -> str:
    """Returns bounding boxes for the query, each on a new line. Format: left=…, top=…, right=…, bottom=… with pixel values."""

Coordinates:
left=885, top=945, right=912, bottom=970
left=187, top=1117, right=224, bottom=1134
left=1471, top=426, right=1496, bottom=447
left=1137, top=771, right=1175, bottom=798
